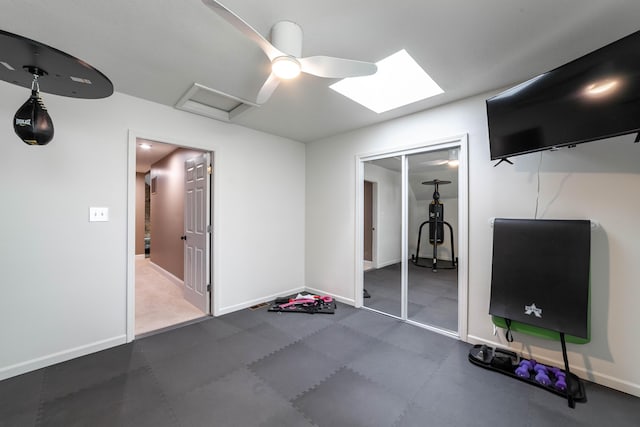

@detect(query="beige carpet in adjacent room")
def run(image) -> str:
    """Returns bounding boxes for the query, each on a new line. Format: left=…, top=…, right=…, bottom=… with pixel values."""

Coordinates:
left=135, top=257, right=205, bottom=335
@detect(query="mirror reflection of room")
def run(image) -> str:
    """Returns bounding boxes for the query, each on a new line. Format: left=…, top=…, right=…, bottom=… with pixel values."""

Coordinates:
left=362, top=157, right=402, bottom=318
left=361, top=148, right=459, bottom=333
left=407, top=149, right=459, bottom=332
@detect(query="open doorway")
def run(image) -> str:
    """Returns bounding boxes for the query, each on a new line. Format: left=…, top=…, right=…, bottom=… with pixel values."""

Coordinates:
left=133, top=138, right=212, bottom=336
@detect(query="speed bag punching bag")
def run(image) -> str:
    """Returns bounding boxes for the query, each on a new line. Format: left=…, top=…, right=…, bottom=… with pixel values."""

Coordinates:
left=13, top=89, right=54, bottom=145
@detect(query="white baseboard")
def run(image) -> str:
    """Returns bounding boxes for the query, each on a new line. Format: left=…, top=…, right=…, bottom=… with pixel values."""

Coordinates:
left=467, top=334, right=640, bottom=398
left=304, top=286, right=355, bottom=306
left=376, top=258, right=401, bottom=269
left=149, top=261, right=183, bottom=288
left=0, top=335, right=127, bottom=382
left=216, top=286, right=356, bottom=317
left=217, top=286, right=305, bottom=316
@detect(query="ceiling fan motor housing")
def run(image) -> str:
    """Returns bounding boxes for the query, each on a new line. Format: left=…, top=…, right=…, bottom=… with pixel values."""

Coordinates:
left=271, top=21, right=303, bottom=57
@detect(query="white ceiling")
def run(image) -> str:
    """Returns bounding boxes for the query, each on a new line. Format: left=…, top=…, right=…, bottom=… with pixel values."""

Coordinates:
left=368, top=149, right=459, bottom=200
left=2, top=0, right=640, bottom=143
left=135, top=139, right=178, bottom=173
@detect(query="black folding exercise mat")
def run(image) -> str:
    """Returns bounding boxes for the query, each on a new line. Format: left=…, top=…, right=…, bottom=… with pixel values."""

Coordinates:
left=489, top=218, right=591, bottom=338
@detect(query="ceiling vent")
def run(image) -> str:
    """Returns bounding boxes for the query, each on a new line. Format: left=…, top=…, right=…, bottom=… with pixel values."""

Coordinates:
left=175, top=83, right=257, bottom=122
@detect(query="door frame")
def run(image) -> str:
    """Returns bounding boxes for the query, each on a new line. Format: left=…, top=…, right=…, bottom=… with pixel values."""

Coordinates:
left=126, top=130, right=218, bottom=342
left=354, top=134, right=469, bottom=341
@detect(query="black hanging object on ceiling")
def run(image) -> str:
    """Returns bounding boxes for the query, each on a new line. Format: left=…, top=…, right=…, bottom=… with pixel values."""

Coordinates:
left=14, top=87, right=54, bottom=146
left=0, top=29, right=113, bottom=145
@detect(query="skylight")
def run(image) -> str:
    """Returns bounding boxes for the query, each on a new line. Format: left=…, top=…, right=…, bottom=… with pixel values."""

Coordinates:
left=329, top=49, right=443, bottom=113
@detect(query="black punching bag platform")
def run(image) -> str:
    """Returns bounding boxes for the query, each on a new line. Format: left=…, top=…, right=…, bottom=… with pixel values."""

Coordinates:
left=0, top=29, right=113, bottom=145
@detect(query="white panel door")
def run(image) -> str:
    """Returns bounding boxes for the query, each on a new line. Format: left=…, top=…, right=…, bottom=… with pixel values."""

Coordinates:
left=183, top=153, right=211, bottom=313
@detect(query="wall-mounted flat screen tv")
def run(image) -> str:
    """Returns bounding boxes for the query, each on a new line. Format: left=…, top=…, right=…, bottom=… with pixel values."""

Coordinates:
left=489, top=219, right=591, bottom=339
left=487, top=30, right=640, bottom=161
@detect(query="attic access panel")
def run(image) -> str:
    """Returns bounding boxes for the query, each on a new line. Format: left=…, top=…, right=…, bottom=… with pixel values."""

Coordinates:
left=489, top=218, right=591, bottom=339
left=175, top=83, right=256, bottom=122
left=0, top=29, right=113, bottom=99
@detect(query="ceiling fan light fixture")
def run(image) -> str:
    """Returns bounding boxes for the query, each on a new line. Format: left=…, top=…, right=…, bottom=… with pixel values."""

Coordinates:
left=272, top=56, right=301, bottom=79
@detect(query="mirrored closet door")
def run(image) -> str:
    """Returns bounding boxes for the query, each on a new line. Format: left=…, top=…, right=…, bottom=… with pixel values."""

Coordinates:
left=359, top=138, right=466, bottom=336
left=406, top=149, right=459, bottom=332
left=362, top=157, right=402, bottom=317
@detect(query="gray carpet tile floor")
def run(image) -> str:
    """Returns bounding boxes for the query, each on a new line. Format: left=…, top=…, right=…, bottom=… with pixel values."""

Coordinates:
left=1, top=301, right=639, bottom=426
left=364, top=261, right=459, bottom=331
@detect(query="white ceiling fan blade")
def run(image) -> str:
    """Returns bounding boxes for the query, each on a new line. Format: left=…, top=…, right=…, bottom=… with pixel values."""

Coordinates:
left=256, top=73, right=281, bottom=104
left=299, top=56, right=377, bottom=78
left=201, top=0, right=283, bottom=60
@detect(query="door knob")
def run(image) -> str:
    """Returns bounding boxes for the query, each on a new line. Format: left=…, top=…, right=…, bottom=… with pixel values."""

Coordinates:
left=180, top=235, right=187, bottom=240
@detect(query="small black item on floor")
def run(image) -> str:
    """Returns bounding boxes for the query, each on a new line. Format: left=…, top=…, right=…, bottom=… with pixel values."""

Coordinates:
left=268, top=294, right=336, bottom=315
left=468, top=344, right=586, bottom=406
left=363, top=289, right=371, bottom=298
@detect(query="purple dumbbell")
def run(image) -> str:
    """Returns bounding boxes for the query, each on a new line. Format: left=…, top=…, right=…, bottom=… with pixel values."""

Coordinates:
left=555, top=377, right=567, bottom=391
left=552, top=369, right=567, bottom=390
left=515, top=360, right=532, bottom=377
left=534, top=364, right=551, bottom=385
left=534, top=364, right=548, bottom=374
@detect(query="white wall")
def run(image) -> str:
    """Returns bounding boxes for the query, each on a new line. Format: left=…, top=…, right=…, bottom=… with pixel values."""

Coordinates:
left=305, top=91, right=640, bottom=396
left=0, top=83, right=305, bottom=379
left=364, top=163, right=402, bottom=267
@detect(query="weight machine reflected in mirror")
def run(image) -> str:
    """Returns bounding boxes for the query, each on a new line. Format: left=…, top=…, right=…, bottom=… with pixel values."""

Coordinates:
left=411, top=179, right=457, bottom=272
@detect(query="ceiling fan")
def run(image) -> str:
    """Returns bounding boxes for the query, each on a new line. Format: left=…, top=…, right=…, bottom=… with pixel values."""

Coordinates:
left=201, top=0, right=378, bottom=104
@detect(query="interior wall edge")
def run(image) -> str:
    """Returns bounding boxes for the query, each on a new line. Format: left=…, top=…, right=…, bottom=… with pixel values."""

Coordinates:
left=304, top=286, right=355, bottom=306
left=148, top=261, right=184, bottom=288
left=216, top=286, right=306, bottom=316
left=467, top=334, right=640, bottom=398
left=0, top=335, right=127, bottom=382
left=375, top=259, right=403, bottom=269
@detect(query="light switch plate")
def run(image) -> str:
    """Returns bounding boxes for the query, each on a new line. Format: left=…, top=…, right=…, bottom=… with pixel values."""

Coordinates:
left=89, top=207, right=109, bottom=222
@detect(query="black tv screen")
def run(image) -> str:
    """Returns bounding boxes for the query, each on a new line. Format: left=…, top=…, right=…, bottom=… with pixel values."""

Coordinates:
left=489, top=219, right=591, bottom=339
left=487, top=30, right=640, bottom=160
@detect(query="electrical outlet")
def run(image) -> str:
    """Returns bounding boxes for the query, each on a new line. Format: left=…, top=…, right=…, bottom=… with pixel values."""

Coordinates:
left=89, top=207, right=109, bottom=222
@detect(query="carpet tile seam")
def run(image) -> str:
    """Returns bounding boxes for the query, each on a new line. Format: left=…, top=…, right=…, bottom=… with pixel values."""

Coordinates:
left=241, top=368, right=323, bottom=427
left=345, top=352, right=437, bottom=405
left=292, top=366, right=412, bottom=427
left=247, top=340, right=345, bottom=401
left=257, top=399, right=320, bottom=427
left=390, top=401, right=414, bottom=427
left=33, top=370, right=47, bottom=427
left=256, top=363, right=344, bottom=402
left=245, top=322, right=334, bottom=366
left=339, top=313, right=403, bottom=338
left=36, top=365, right=163, bottom=427
left=139, top=351, right=181, bottom=427
left=245, top=336, right=306, bottom=367
left=375, top=328, right=459, bottom=362
left=230, top=367, right=322, bottom=423
left=38, top=364, right=151, bottom=405
left=290, top=366, right=345, bottom=413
